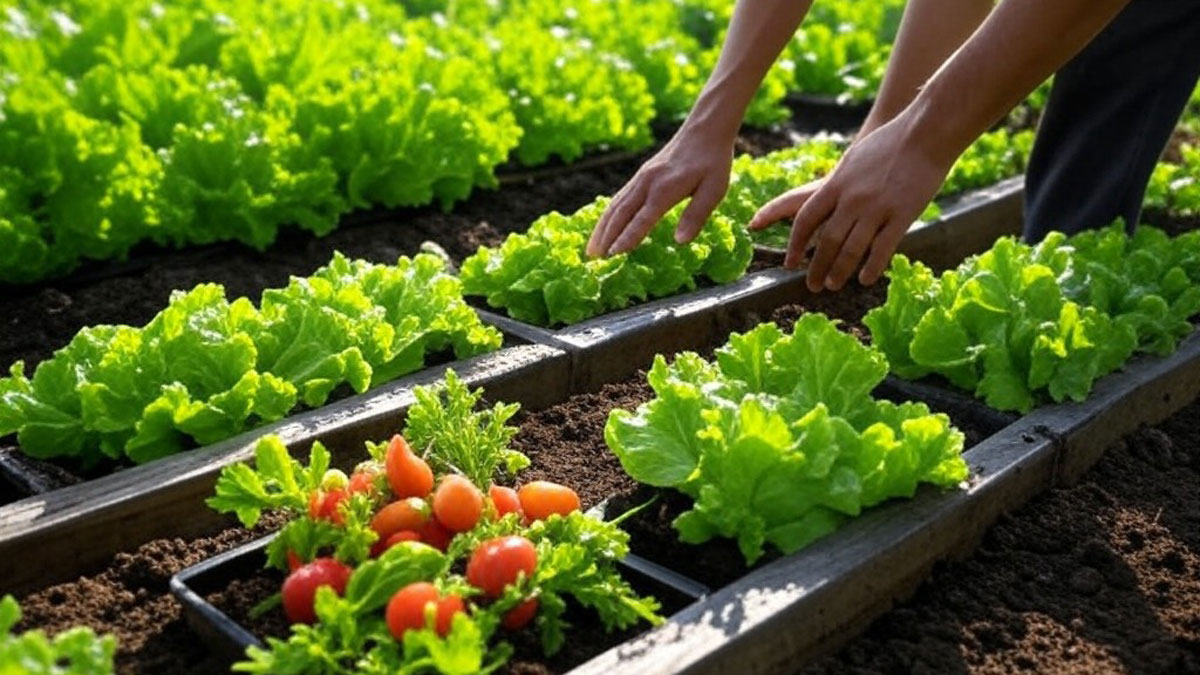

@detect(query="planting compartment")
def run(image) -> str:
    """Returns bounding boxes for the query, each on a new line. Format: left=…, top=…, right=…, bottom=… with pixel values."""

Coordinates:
left=0, top=343, right=570, bottom=594
left=561, top=329, right=1200, bottom=675
left=170, top=534, right=707, bottom=666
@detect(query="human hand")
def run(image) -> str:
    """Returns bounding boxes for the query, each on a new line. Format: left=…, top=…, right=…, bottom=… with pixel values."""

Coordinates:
left=586, top=124, right=734, bottom=258
left=751, top=117, right=952, bottom=292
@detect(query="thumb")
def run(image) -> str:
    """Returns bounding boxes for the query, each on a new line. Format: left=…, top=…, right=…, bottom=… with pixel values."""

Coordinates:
left=747, top=185, right=817, bottom=231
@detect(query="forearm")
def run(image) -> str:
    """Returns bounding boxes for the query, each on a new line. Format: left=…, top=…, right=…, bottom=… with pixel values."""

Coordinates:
left=685, top=0, right=815, bottom=138
left=858, top=0, right=993, bottom=138
left=903, top=0, right=1133, bottom=166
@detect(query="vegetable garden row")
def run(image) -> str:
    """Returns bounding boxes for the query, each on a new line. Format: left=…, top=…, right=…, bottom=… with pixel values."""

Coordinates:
left=4, top=2, right=1200, bottom=673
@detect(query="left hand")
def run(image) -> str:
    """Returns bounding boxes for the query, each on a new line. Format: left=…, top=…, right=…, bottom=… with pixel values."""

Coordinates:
left=749, top=116, right=952, bottom=292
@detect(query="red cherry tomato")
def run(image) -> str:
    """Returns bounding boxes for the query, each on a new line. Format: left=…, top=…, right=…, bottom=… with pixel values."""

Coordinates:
left=466, top=536, right=537, bottom=597
left=348, top=465, right=382, bottom=495
left=488, top=485, right=523, bottom=519
left=308, top=488, right=349, bottom=525
left=370, top=530, right=422, bottom=558
left=502, top=598, right=539, bottom=630
left=281, top=558, right=352, bottom=625
left=286, top=550, right=304, bottom=572
left=385, top=435, right=434, bottom=499
left=418, top=517, right=453, bottom=552
left=385, top=582, right=465, bottom=639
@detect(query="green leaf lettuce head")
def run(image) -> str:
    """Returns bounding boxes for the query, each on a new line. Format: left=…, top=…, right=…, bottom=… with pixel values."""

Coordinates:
left=0, top=253, right=500, bottom=467
left=0, top=595, right=116, bottom=675
left=605, top=315, right=967, bottom=564
left=865, top=225, right=1200, bottom=414
left=460, top=196, right=752, bottom=326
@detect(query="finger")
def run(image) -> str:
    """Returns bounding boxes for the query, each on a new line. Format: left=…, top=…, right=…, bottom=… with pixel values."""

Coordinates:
left=804, top=206, right=856, bottom=293
left=859, top=218, right=910, bottom=285
left=587, top=182, right=647, bottom=257
left=608, top=195, right=677, bottom=255
left=674, top=178, right=726, bottom=244
left=783, top=185, right=838, bottom=269
left=748, top=187, right=813, bottom=231
left=825, top=218, right=883, bottom=291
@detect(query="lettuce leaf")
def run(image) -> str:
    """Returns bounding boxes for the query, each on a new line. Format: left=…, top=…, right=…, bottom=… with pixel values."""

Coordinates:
left=866, top=225, right=1200, bottom=413
left=0, top=253, right=500, bottom=466
left=606, top=314, right=967, bottom=563
left=461, top=197, right=752, bottom=326
left=0, top=595, right=116, bottom=675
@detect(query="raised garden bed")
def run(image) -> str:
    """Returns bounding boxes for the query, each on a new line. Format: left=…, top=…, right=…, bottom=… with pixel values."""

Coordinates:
left=0, top=344, right=569, bottom=594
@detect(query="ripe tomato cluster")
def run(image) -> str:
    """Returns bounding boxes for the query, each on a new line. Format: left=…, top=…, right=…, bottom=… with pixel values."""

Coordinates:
left=280, top=434, right=582, bottom=639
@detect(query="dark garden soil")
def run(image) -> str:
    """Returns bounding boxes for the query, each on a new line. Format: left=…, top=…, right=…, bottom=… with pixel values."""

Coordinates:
left=803, top=394, right=1200, bottom=675
left=6, top=284, right=879, bottom=674
left=0, top=117, right=812, bottom=375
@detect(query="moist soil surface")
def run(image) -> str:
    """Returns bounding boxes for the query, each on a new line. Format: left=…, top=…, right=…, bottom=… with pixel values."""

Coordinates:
left=7, top=284, right=880, bottom=675
left=804, top=394, right=1200, bottom=675
left=0, top=115, right=814, bottom=375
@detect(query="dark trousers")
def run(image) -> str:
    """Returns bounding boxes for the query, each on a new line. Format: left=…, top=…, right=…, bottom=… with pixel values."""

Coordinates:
left=1023, top=0, right=1200, bottom=242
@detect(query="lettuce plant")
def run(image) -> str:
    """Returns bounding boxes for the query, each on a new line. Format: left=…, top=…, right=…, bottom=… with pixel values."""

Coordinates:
left=0, top=253, right=501, bottom=466
left=460, top=197, right=753, bottom=326
left=865, top=225, right=1200, bottom=413
left=605, top=314, right=968, bottom=564
left=0, top=596, right=115, bottom=675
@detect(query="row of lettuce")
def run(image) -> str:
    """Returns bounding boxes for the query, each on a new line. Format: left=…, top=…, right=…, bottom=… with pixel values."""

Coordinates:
left=0, top=0, right=903, bottom=284
left=0, top=127, right=1180, bottom=471
left=0, top=127, right=1040, bottom=471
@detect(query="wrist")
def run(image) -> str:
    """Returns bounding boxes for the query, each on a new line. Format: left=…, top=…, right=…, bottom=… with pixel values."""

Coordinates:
left=680, top=88, right=744, bottom=143
left=894, top=86, right=972, bottom=171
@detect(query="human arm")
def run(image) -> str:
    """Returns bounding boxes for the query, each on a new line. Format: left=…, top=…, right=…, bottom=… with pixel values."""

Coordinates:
left=781, top=0, right=1135, bottom=293
left=585, top=0, right=815, bottom=258
left=748, top=0, right=993, bottom=233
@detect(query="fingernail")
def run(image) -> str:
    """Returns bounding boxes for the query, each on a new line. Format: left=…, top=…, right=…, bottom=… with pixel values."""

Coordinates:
left=824, top=277, right=838, bottom=291
left=674, top=230, right=687, bottom=244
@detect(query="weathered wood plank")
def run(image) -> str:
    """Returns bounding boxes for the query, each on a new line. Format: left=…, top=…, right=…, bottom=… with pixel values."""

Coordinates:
left=0, top=345, right=569, bottom=595
left=566, top=326, right=1200, bottom=675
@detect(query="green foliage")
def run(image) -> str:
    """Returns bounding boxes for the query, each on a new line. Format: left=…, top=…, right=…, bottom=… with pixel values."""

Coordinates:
left=605, top=315, right=968, bottom=564
left=460, top=197, right=753, bottom=326
left=0, top=595, right=116, bottom=675
left=865, top=225, right=1200, bottom=413
left=0, top=253, right=500, bottom=466
left=782, top=0, right=905, bottom=102
left=405, top=370, right=528, bottom=489
left=224, top=500, right=661, bottom=673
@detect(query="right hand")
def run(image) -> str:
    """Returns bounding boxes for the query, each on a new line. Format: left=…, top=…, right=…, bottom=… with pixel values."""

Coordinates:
left=586, top=124, right=735, bottom=258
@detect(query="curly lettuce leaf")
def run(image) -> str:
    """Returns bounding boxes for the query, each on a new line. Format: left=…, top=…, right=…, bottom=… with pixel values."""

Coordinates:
left=607, top=314, right=967, bottom=563
left=0, top=253, right=499, bottom=466
left=461, top=197, right=752, bottom=326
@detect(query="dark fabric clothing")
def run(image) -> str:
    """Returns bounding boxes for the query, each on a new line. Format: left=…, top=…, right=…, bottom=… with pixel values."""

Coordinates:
left=1023, top=0, right=1200, bottom=242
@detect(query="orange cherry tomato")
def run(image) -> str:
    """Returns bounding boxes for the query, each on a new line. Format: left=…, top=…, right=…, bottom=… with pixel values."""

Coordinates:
left=385, top=582, right=465, bottom=639
left=466, top=535, right=537, bottom=597
left=371, top=497, right=431, bottom=540
left=517, top=481, right=581, bottom=522
left=308, top=488, right=349, bottom=525
left=385, top=435, right=433, bottom=499
left=488, top=485, right=523, bottom=519
left=432, top=475, right=483, bottom=533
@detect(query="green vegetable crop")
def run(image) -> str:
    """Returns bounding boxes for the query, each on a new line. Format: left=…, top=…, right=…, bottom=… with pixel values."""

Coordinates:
left=0, top=595, right=116, bottom=675
left=460, top=197, right=753, bottom=326
left=605, top=314, right=968, bottom=564
left=865, top=225, right=1200, bottom=413
left=0, top=254, right=500, bottom=466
